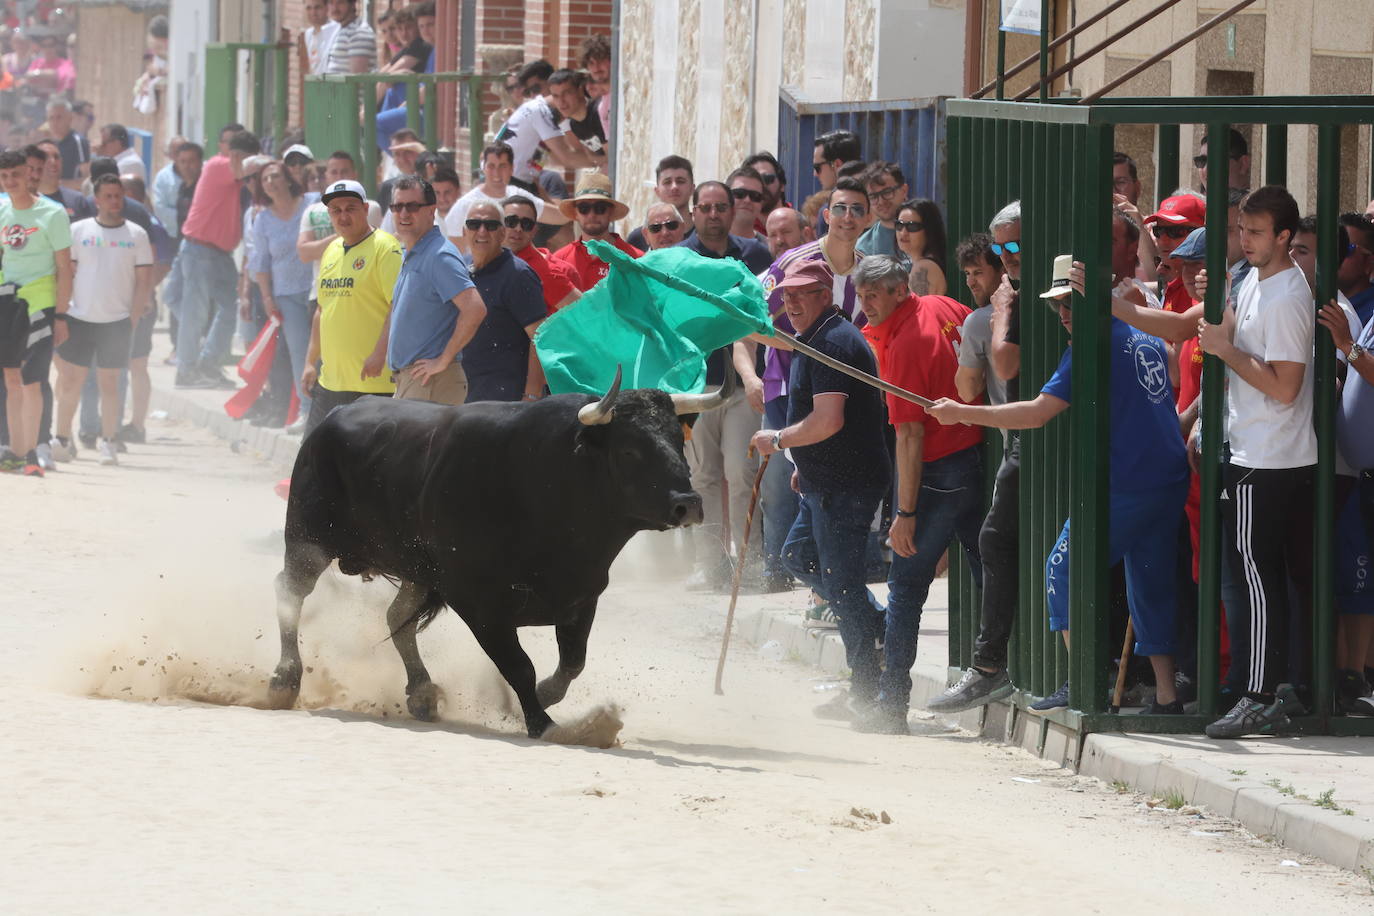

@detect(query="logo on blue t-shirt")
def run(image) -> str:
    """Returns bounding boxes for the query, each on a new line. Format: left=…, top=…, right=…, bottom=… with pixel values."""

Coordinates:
left=1131, top=334, right=1169, bottom=404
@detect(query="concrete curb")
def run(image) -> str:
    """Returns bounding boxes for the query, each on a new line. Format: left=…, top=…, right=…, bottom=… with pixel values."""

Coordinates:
left=154, top=380, right=1374, bottom=877
left=740, top=603, right=1374, bottom=875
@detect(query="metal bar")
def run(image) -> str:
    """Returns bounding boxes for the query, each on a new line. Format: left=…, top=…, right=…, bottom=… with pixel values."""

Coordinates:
left=467, top=77, right=484, bottom=178
left=423, top=78, right=440, bottom=152
left=1081, top=0, right=1261, bottom=104
left=995, top=27, right=1006, bottom=101
left=405, top=79, right=423, bottom=136
left=274, top=46, right=289, bottom=150
left=360, top=83, right=378, bottom=197
left=1197, top=122, right=1231, bottom=719
left=1038, top=0, right=1051, bottom=102
left=1313, top=123, right=1340, bottom=726
left=252, top=49, right=267, bottom=137
left=1016, top=0, right=1186, bottom=102
left=1156, top=124, right=1179, bottom=205
left=971, top=0, right=1137, bottom=99
left=1265, top=124, right=1288, bottom=187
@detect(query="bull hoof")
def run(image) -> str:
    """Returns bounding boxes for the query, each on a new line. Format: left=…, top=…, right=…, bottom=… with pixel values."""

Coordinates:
left=536, top=674, right=570, bottom=709
left=267, top=671, right=301, bottom=710
left=406, top=681, right=442, bottom=722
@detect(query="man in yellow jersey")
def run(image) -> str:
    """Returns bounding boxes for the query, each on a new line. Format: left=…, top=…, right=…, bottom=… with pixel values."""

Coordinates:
left=300, top=179, right=403, bottom=434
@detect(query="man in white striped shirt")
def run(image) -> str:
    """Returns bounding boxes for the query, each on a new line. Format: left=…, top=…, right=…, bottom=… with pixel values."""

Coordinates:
left=324, top=0, right=376, bottom=75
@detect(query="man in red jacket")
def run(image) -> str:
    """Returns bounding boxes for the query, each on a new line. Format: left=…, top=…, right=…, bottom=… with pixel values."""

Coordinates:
left=853, top=254, right=986, bottom=734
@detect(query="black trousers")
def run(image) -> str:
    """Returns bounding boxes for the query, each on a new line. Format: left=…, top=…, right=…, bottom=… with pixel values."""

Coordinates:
left=973, top=436, right=1020, bottom=671
left=1222, top=462, right=1314, bottom=697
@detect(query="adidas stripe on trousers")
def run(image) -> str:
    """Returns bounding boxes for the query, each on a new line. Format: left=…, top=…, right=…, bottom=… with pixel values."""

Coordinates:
left=1221, top=463, right=1315, bottom=697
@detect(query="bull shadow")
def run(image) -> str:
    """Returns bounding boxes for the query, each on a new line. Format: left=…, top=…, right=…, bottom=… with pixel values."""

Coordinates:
left=299, top=706, right=862, bottom=773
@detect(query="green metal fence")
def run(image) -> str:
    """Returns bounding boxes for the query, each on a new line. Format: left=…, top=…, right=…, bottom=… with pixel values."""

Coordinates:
left=203, top=43, right=289, bottom=151
left=302, top=72, right=489, bottom=196
left=944, top=96, right=1374, bottom=738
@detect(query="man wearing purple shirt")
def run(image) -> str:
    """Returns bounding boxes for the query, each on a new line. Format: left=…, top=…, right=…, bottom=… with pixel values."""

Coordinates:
left=735, top=176, right=869, bottom=590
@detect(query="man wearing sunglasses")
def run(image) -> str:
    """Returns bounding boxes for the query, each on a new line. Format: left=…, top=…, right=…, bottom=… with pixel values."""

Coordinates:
left=386, top=177, right=486, bottom=406
left=495, top=59, right=601, bottom=189
left=640, top=201, right=688, bottom=251
left=461, top=201, right=547, bottom=402
left=551, top=173, right=642, bottom=292
left=626, top=155, right=695, bottom=251
left=502, top=195, right=581, bottom=314
left=743, top=151, right=789, bottom=224
left=726, top=167, right=768, bottom=242
left=443, top=142, right=552, bottom=255
left=855, top=161, right=911, bottom=270
left=675, top=180, right=772, bottom=592
left=1194, top=128, right=1251, bottom=195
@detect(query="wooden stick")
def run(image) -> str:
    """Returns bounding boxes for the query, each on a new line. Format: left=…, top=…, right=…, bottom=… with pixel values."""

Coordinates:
left=777, top=333, right=936, bottom=409
left=714, top=454, right=771, bottom=695
left=1110, top=619, right=1135, bottom=714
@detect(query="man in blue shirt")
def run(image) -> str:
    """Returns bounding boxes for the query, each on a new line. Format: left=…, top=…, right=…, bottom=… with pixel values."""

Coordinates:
left=387, top=176, right=486, bottom=405
left=460, top=200, right=547, bottom=402
left=676, top=180, right=773, bottom=591
left=751, top=258, right=892, bottom=721
left=928, top=256, right=1190, bottom=715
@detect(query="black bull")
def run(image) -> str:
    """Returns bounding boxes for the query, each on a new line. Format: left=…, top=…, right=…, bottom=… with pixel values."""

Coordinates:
left=267, top=369, right=734, bottom=738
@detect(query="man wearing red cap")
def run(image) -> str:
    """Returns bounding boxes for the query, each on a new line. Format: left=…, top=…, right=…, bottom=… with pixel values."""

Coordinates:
left=750, top=257, right=891, bottom=719
left=852, top=255, right=984, bottom=734
left=1144, top=192, right=1206, bottom=316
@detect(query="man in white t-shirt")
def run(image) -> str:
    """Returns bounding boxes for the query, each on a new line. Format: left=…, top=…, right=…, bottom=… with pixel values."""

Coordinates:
left=298, top=0, right=340, bottom=76
left=442, top=142, right=555, bottom=253
left=1197, top=185, right=1314, bottom=739
left=296, top=150, right=382, bottom=296
left=495, top=60, right=603, bottom=186
left=52, top=174, right=152, bottom=466
left=323, top=0, right=375, bottom=75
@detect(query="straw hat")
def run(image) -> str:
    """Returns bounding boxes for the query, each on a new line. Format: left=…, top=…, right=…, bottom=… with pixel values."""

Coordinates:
left=557, top=172, right=630, bottom=221
left=1040, top=254, right=1074, bottom=300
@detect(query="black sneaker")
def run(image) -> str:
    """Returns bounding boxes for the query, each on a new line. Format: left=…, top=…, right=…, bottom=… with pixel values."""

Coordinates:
left=1028, top=680, right=1070, bottom=714
left=1137, top=699, right=1185, bottom=715
left=115, top=424, right=146, bottom=445
left=200, top=367, right=238, bottom=390
left=852, top=704, right=909, bottom=735
left=1205, top=688, right=1300, bottom=739
left=175, top=370, right=216, bottom=390
left=926, top=667, right=1013, bottom=714
left=78, top=432, right=99, bottom=450
left=757, top=571, right=794, bottom=594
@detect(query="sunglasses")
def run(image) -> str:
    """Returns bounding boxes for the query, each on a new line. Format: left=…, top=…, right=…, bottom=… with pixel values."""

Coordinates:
left=895, top=219, right=924, bottom=233
left=696, top=202, right=731, bottom=214
left=990, top=240, right=1021, bottom=256
left=731, top=187, right=764, bottom=203
left=1192, top=153, right=1242, bottom=169
left=646, top=219, right=681, bottom=234
left=503, top=215, right=536, bottom=231
left=1153, top=225, right=1193, bottom=240
left=812, top=161, right=827, bottom=174
left=576, top=201, right=612, bottom=215
left=827, top=202, right=867, bottom=219
left=465, top=218, right=502, bottom=232
left=505, top=83, right=519, bottom=94
left=389, top=201, right=431, bottom=214
left=756, top=172, right=779, bottom=185
left=869, top=185, right=903, bottom=202
left=521, top=84, right=540, bottom=98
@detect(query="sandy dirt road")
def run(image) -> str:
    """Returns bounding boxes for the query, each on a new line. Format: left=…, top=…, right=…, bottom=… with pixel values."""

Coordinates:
left=2, top=417, right=1371, bottom=914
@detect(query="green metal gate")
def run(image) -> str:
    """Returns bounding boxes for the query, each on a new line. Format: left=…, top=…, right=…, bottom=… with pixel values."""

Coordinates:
left=943, top=96, right=1374, bottom=737
left=203, top=43, right=289, bottom=150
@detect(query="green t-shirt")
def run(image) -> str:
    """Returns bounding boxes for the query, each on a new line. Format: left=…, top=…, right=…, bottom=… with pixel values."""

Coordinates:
left=0, top=195, right=70, bottom=313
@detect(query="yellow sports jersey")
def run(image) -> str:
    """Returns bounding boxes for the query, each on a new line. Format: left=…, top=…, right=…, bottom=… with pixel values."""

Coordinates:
left=317, top=229, right=403, bottom=394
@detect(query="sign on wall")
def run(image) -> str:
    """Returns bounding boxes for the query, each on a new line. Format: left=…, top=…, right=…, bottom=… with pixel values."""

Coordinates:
left=1001, top=0, right=1042, bottom=35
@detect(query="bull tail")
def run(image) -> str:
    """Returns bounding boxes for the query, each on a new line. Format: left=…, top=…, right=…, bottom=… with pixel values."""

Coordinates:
left=388, top=591, right=447, bottom=640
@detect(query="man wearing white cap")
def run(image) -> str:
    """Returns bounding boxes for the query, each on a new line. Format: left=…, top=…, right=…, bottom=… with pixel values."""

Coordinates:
left=301, top=179, right=404, bottom=433
left=928, top=253, right=1189, bottom=717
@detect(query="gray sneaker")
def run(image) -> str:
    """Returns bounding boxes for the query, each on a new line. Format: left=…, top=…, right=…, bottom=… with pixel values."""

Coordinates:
left=926, top=667, right=1013, bottom=714
left=1205, top=685, right=1301, bottom=739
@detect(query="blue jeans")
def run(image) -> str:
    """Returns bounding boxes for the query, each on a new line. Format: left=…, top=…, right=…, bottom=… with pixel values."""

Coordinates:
left=879, top=445, right=986, bottom=711
left=1046, top=480, right=1189, bottom=657
left=275, top=291, right=313, bottom=414
left=783, top=488, right=885, bottom=700
left=761, top=397, right=798, bottom=576
left=174, top=240, right=239, bottom=377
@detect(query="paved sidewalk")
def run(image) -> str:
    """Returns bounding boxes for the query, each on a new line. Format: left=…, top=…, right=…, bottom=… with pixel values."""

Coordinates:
left=142, top=328, right=1374, bottom=876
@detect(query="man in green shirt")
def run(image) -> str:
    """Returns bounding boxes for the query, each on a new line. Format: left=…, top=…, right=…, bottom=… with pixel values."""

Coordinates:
left=0, top=148, right=73, bottom=476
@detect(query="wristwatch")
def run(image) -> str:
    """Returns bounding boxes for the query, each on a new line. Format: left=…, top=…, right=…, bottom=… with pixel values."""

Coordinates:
left=895, top=508, right=917, bottom=518
left=771, top=431, right=784, bottom=451
left=1351, top=343, right=1366, bottom=362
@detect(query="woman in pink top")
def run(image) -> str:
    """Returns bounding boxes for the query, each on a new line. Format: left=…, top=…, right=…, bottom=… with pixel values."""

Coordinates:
left=23, top=34, right=75, bottom=94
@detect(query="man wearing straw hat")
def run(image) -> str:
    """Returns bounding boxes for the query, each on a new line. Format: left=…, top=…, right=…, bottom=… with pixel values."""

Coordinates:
left=550, top=173, right=642, bottom=291
left=928, top=253, right=1189, bottom=716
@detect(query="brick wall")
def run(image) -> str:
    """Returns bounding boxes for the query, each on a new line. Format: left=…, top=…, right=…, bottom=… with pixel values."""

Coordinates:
left=522, top=0, right=610, bottom=68
left=277, top=0, right=306, bottom=137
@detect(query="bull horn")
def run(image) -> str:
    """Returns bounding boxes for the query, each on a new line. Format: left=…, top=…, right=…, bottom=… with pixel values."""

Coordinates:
left=577, top=366, right=623, bottom=425
left=670, top=357, right=737, bottom=415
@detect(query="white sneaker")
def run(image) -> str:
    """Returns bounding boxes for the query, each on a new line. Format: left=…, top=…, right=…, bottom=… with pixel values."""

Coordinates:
left=97, top=438, right=119, bottom=466
left=35, top=442, right=56, bottom=470
left=48, top=437, right=75, bottom=462
left=284, top=416, right=308, bottom=436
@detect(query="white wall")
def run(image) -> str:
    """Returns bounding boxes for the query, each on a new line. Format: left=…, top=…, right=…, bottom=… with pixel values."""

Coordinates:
left=166, top=0, right=218, bottom=147
left=875, top=0, right=966, bottom=99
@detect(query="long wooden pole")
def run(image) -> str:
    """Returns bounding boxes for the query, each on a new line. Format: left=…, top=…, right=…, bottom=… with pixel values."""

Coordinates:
left=714, top=455, right=771, bottom=695
left=774, top=332, right=937, bottom=409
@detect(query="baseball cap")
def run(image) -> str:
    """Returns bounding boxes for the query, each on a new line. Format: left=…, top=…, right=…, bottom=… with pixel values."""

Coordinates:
left=282, top=143, right=314, bottom=162
left=775, top=258, right=834, bottom=290
left=1172, top=227, right=1207, bottom=262
left=321, top=179, right=367, bottom=205
left=240, top=154, right=273, bottom=178
left=1144, top=194, right=1206, bottom=228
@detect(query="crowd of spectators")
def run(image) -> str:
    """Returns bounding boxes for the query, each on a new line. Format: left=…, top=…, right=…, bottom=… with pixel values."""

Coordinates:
left=2, top=1, right=1370, bottom=740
